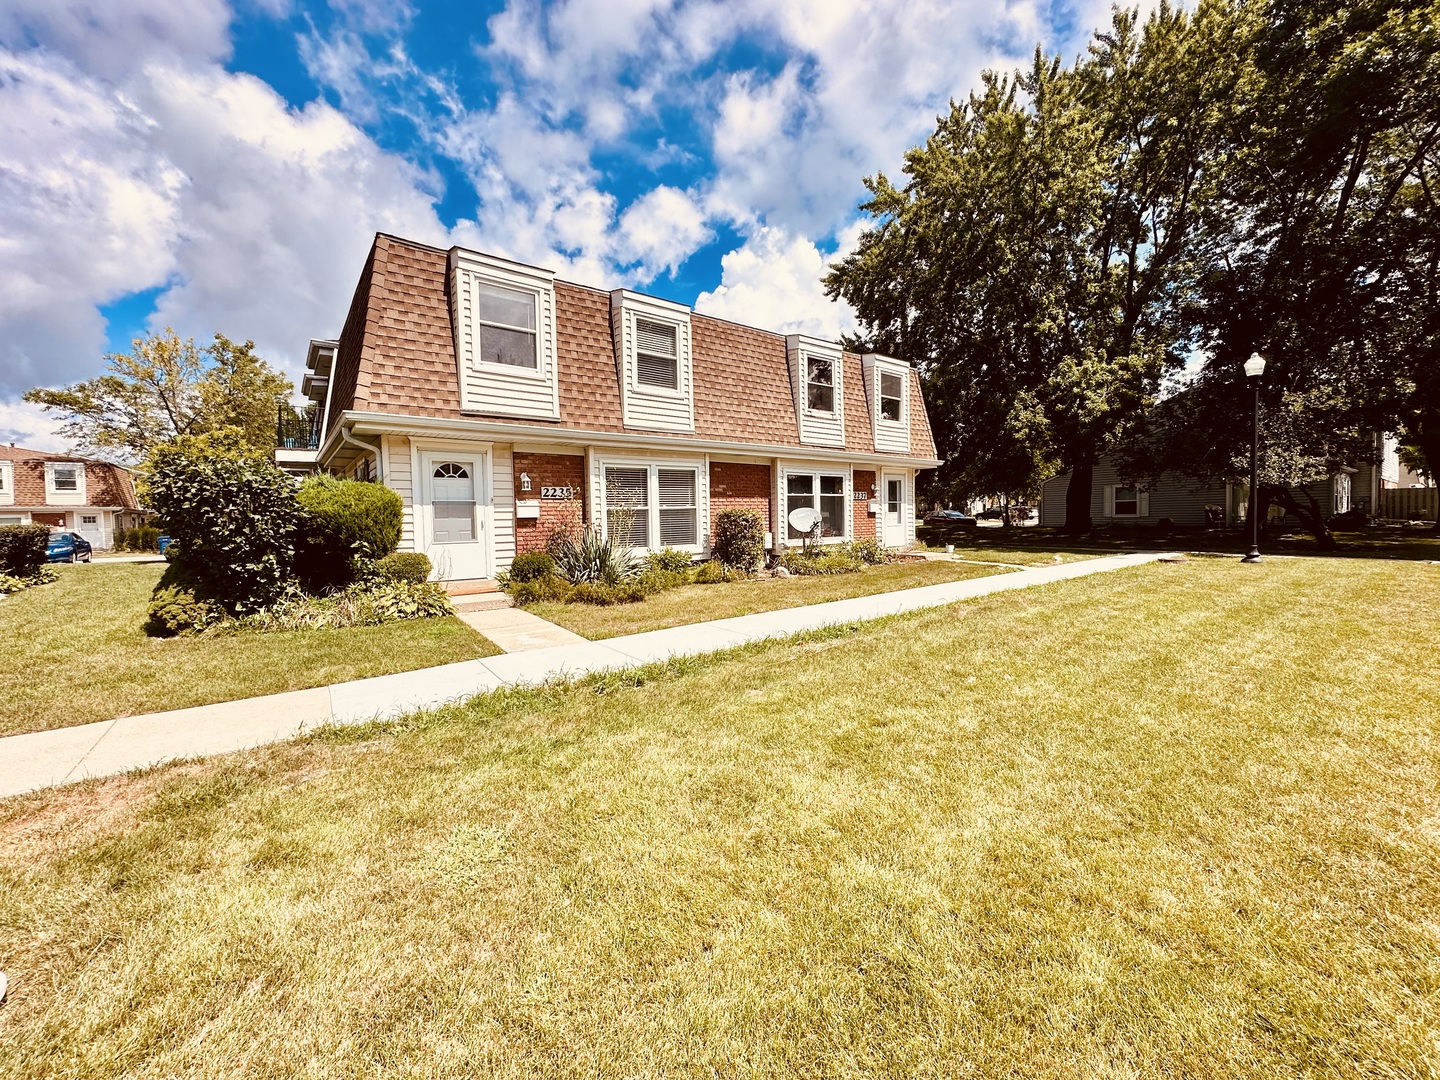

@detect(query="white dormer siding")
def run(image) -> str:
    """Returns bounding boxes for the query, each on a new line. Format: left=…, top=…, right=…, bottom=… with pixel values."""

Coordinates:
left=0, top=461, right=12, bottom=505
left=862, top=354, right=912, bottom=454
left=610, top=290, right=695, bottom=433
left=45, top=462, right=86, bottom=505
left=450, top=247, right=561, bottom=421
left=785, top=335, right=845, bottom=448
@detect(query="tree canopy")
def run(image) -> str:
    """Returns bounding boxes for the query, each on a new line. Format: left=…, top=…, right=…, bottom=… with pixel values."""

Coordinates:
left=25, top=330, right=294, bottom=462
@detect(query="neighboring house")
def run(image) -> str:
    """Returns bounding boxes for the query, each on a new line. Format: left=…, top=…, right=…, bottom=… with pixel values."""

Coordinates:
left=298, top=233, right=940, bottom=582
left=1040, top=455, right=1382, bottom=529
left=0, top=445, right=146, bottom=548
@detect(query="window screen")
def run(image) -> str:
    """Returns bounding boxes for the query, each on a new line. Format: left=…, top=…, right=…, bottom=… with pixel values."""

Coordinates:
left=880, top=371, right=903, bottom=422
left=635, top=319, right=679, bottom=389
left=605, top=466, right=649, bottom=548
left=657, top=469, right=698, bottom=547
left=806, top=356, right=834, bottom=413
left=476, top=282, right=538, bottom=368
left=819, top=475, right=845, bottom=537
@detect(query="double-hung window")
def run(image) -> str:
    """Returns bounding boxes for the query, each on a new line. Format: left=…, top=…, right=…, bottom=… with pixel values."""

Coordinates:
left=786, top=472, right=847, bottom=540
left=476, top=282, right=538, bottom=369
left=806, top=356, right=834, bottom=413
left=635, top=319, right=679, bottom=389
left=879, top=371, right=904, bottom=422
left=52, top=466, right=78, bottom=492
left=0, top=464, right=8, bottom=495
left=604, top=464, right=701, bottom=551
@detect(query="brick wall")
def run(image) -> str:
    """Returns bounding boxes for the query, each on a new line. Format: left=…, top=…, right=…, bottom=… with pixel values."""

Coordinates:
left=513, top=452, right=587, bottom=555
left=709, top=461, right=772, bottom=549
left=852, top=469, right=877, bottom=541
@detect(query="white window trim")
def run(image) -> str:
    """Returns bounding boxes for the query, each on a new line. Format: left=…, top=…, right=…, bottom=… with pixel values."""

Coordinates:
left=630, top=314, right=687, bottom=400
left=449, top=248, right=560, bottom=418
left=46, top=462, right=86, bottom=498
left=877, top=369, right=907, bottom=427
left=599, top=457, right=705, bottom=555
left=0, top=461, right=11, bottom=504
left=803, top=353, right=838, bottom=418
left=1103, top=484, right=1149, bottom=518
left=473, top=280, right=542, bottom=374
left=781, top=467, right=851, bottom=545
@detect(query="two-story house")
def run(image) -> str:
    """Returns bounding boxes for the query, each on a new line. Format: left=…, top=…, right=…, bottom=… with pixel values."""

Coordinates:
left=0, top=445, right=146, bottom=549
left=301, top=234, right=939, bottom=583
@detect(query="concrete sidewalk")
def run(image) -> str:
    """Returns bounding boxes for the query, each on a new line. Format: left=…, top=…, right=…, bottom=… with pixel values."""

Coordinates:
left=0, top=551, right=1174, bottom=799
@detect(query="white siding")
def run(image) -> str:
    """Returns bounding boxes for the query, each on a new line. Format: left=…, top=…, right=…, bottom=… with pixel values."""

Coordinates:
left=45, top=463, right=86, bottom=506
left=776, top=459, right=853, bottom=545
left=383, top=435, right=416, bottom=550
left=589, top=449, right=709, bottom=554
left=786, top=335, right=845, bottom=448
left=1042, top=459, right=1228, bottom=527
left=451, top=248, right=561, bottom=421
left=0, top=462, right=12, bottom=505
left=611, top=291, right=695, bottom=434
left=862, top=355, right=912, bottom=454
left=492, top=444, right=516, bottom=569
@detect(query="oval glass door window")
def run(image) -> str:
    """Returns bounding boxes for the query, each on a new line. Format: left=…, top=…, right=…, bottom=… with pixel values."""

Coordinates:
left=432, top=462, right=476, bottom=543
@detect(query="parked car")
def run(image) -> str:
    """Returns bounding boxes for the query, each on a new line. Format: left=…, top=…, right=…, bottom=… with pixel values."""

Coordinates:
left=923, top=509, right=978, bottom=527
left=46, top=531, right=93, bottom=563
left=976, top=506, right=1007, bottom=520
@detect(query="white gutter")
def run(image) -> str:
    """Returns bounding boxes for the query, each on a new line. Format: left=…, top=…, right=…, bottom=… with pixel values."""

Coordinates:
left=338, top=409, right=943, bottom=470
left=337, top=426, right=382, bottom=481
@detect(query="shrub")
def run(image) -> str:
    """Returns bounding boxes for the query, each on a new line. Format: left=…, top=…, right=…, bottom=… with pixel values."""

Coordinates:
left=294, top=473, right=403, bottom=592
left=509, top=551, right=558, bottom=583
left=509, top=576, right=574, bottom=606
left=0, top=524, right=50, bottom=576
left=713, top=508, right=765, bottom=570
left=778, top=548, right=864, bottom=576
left=842, top=538, right=888, bottom=565
left=234, top=580, right=455, bottom=632
left=375, top=551, right=432, bottom=584
left=694, top=560, right=745, bottom=584
left=145, top=586, right=224, bottom=636
left=116, top=525, right=162, bottom=552
left=549, top=525, right=638, bottom=584
left=0, top=566, right=59, bottom=594
left=142, top=429, right=300, bottom=614
left=568, top=581, right=646, bottom=605
left=635, top=567, right=691, bottom=594
left=645, top=548, right=694, bottom=574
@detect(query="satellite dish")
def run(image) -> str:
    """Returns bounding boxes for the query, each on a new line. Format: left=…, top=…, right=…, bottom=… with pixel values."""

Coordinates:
left=787, top=506, right=822, bottom=534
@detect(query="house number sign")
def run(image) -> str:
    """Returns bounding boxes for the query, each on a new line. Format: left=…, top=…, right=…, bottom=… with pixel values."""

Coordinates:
left=853, top=489, right=871, bottom=501
left=541, top=486, right=575, bottom=499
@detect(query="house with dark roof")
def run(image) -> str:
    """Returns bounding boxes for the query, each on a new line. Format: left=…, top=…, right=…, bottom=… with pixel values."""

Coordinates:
left=297, top=233, right=941, bottom=582
left=0, top=445, right=146, bottom=549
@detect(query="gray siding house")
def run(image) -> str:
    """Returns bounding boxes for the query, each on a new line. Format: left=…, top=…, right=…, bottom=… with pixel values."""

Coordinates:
left=1040, top=457, right=1382, bottom=529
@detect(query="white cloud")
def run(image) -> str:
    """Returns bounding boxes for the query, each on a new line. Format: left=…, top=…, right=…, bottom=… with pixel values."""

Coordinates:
left=0, top=0, right=233, bottom=77
left=694, top=225, right=859, bottom=340
left=0, top=399, right=72, bottom=454
left=616, top=186, right=712, bottom=280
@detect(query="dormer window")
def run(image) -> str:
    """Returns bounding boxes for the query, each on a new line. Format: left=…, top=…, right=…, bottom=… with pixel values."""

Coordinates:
left=477, top=283, right=538, bottom=369
left=52, top=466, right=78, bottom=492
left=635, top=319, right=679, bottom=389
left=806, top=356, right=835, bottom=413
left=880, top=372, right=903, bottom=422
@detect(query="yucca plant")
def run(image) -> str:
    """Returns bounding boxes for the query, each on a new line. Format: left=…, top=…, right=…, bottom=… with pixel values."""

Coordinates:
left=549, top=524, right=639, bottom=585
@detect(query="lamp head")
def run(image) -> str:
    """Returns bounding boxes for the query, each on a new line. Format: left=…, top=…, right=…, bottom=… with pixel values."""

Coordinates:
left=1244, top=353, right=1266, bottom=379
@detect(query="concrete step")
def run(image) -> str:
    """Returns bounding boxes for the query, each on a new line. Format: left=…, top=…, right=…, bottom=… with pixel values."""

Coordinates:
left=451, top=593, right=514, bottom=613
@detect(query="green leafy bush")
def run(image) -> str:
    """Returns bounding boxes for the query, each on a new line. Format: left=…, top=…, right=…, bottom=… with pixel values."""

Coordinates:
left=509, top=551, right=558, bottom=582
left=145, top=586, right=224, bottom=636
left=0, top=524, right=50, bottom=576
left=778, top=548, right=864, bottom=576
left=508, top=576, right=574, bottom=606
left=549, top=525, right=638, bottom=584
left=693, top=560, right=736, bottom=584
left=645, top=548, right=694, bottom=573
left=842, top=538, right=888, bottom=565
left=568, top=581, right=646, bottom=605
left=141, top=429, right=300, bottom=613
left=635, top=567, right=691, bottom=594
left=0, top=566, right=59, bottom=594
left=375, top=551, right=432, bottom=584
left=232, top=581, right=454, bottom=632
left=294, top=473, right=403, bottom=592
left=115, top=525, right=162, bottom=552
left=713, top=508, right=765, bottom=570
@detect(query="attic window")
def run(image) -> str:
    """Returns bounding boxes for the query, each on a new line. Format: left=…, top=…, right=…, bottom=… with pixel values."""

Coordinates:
left=806, top=356, right=834, bottom=413
left=635, top=318, right=678, bottom=389
left=52, top=466, right=78, bottom=492
left=880, top=371, right=903, bottom=422
left=476, top=282, right=538, bottom=369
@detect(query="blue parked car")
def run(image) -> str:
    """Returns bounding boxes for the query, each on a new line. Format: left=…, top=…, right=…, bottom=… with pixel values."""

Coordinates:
left=47, top=531, right=93, bottom=564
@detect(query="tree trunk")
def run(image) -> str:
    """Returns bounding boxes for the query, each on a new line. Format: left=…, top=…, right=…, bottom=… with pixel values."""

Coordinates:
left=1063, top=458, right=1095, bottom=534
left=1264, top=483, right=1339, bottom=550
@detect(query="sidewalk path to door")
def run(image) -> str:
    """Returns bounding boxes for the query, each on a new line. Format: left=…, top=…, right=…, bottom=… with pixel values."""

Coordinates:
left=0, top=551, right=1176, bottom=799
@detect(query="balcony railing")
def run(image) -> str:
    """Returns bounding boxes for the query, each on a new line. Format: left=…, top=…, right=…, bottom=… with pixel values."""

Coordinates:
left=276, top=405, right=321, bottom=450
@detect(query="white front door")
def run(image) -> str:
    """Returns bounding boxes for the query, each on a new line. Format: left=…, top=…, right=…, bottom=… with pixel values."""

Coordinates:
left=421, top=452, right=490, bottom=581
left=76, top=512, right=105, bottom=549
left=881, top=473, right=906, bottom=547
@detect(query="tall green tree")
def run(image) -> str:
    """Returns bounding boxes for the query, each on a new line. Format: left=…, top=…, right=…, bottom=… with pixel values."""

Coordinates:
left=828, top=1, right=1242, bottom=531
left=25, top=330, right=293, bottom=462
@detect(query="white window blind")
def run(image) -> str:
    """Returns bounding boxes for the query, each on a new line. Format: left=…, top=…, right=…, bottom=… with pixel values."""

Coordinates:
left=880, top=371, right=903, bottom=422
left=657, top=469, right=698, bottom=547
left=605, top=466, right=649, bottom=548
left=476, top=282, right=538, bottom=368
left=635, top=318, right=678, bottom=389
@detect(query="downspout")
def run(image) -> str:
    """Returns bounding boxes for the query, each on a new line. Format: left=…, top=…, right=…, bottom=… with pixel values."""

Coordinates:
left=338, top=425, right=382, bottom=483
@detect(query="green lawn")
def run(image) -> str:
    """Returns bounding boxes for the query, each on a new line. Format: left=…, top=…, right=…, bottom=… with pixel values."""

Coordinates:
left=3, top=557, right=1438, bottom=1077
left=0, top=563, right=499, bottom=738
left=529, top=558, right=1011, bottom=639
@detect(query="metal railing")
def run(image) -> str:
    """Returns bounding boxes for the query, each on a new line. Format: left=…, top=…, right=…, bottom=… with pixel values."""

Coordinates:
left=275, top=404, right=320, bottom=450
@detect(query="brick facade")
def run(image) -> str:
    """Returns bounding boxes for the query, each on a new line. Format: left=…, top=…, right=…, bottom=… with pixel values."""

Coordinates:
left=852, top=469, right=877, bottom=541
left=709, top=461, right=772, bottom=549
left=513, top=452, right=587, bottom=555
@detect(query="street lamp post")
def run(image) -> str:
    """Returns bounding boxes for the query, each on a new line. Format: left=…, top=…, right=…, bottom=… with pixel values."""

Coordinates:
left=1241, top=352, right=1266, bottom=563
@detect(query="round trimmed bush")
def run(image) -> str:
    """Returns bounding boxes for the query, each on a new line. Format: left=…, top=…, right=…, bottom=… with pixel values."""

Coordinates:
left=375, top=551, right=433, bottom=584
left=509, top=551, right=557, bottom=583
left=713, top=508, right=764, bottom=570
left=295, top=474, right=403, bottom=591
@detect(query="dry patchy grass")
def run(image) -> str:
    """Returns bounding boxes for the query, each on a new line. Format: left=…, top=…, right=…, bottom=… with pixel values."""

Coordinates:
left=1, top=558, right=1438, bottom=1077
left=0, top=562, right=499, bottom=737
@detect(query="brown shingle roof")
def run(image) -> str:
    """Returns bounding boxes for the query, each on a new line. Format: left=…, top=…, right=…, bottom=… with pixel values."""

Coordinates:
left=326, top=233, right=937, bottom=460
left=0, top=447, right=139, bottom=509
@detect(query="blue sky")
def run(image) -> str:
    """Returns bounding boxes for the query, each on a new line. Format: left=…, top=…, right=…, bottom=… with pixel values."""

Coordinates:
left=0, top=0, right=1121, bottom=449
